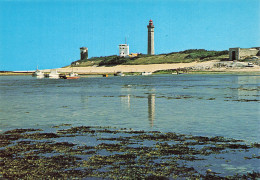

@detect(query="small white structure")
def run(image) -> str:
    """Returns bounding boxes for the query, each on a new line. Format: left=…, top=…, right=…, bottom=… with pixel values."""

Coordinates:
left=119, top=44, right=129, bottom=57
left=142, top=72, right=152, bottom=76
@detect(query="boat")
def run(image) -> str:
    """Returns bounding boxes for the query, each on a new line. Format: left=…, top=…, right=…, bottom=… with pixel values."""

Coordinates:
left=65, top=72, right=80, bottom=79
left=32, top=69, right=44, bottom=78
left=32, top=66, right=44, bottom=78
left=46, top=69, right=60, bottom=79
left=141, top=72, right=152, bottom=76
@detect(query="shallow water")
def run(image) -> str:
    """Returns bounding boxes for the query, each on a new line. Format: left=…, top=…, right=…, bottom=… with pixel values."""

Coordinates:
left=0, top=74, right=259, bottom=142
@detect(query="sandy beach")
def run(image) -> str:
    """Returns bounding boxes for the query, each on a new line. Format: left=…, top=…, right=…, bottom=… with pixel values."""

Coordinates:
left=52, top=60, right=260, bottom=74
left=57, top=62, right=198, bottom=74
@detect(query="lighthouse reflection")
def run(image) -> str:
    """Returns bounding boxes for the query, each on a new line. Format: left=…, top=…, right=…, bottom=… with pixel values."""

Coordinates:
left=148, top=94, right=155, bottom=127
left=120, top=93, right=156, bottom=127
left=120, top=94, right=131, bottom=109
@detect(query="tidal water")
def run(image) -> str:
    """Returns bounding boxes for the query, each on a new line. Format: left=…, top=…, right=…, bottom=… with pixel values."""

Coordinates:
left=0, top=74, right=259, bottom=142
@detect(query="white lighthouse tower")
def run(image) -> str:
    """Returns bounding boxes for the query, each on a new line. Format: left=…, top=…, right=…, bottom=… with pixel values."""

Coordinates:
left=147, top=19, right=155, bottom=55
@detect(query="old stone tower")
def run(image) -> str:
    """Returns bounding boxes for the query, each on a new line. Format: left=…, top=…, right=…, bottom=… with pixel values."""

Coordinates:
left=80, top=47, right=88, bottom=60
left=229, top=47, right=260, bottom=60
left=147, top=19, right=155, bottom=55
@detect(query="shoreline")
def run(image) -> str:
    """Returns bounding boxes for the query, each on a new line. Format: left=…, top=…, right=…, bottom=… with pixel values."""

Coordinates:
left=58, top=61, right=260, bottom=74
left=1, top=69, right=259, bottom=76
left=1, top=60, right=260, bottom=76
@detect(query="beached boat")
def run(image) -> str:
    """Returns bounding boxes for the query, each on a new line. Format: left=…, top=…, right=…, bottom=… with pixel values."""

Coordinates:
left=46, top=69, right=60, bottom=79
left=141, top=72, right=152, bottom=76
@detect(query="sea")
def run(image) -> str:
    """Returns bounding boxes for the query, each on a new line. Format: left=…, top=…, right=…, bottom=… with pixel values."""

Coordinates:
left=0, top=74, right=259, bottom=143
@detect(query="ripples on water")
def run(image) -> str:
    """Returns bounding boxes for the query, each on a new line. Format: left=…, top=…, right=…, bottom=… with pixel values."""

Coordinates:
left=0, top=74, right=259, bottom=142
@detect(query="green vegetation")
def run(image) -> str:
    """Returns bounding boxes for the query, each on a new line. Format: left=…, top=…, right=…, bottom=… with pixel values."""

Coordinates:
left=98, top=56, right=128, bottom=66
left=183, top=49, right=228, bottom=59
left=71, top=55, right=118, bottom=67
left=70, top=49, right=229, bottom=67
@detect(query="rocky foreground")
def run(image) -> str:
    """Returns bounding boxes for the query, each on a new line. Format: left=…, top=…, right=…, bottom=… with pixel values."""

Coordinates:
left=1, top=125, right=259, bottom=179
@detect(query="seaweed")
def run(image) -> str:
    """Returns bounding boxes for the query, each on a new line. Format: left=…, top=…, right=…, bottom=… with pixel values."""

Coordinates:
left=1, top=126, right=259, bottom=179
left=4, top=128, right=43, bottom=134
left=57, top=126, right=96, bottom=134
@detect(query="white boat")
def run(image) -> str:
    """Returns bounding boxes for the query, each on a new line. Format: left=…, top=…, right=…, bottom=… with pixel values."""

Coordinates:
left=141, top=72, right=152, bottom=76
left=32, top=67, right=44, bottom=78
left=46, top=69, right=60, bottom=79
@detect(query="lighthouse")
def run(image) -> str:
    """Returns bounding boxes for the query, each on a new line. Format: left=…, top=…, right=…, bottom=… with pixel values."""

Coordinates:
left=147, top=19, right=155, bottom=55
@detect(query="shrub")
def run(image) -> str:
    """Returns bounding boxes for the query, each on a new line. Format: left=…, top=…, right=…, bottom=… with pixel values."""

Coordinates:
left=99, top=56, right=128, bottom=66
left=185, top=49, right=228, bottom=60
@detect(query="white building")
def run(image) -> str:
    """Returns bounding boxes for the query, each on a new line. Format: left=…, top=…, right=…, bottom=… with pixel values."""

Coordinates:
left=119, top=44, right=129, bottom=57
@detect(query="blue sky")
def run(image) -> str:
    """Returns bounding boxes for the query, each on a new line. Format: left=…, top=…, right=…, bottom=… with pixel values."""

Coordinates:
left=0, top=0, right=259, bottom=71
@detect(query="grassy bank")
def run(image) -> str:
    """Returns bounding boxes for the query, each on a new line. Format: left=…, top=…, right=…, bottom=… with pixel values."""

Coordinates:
left=70, top=49, right=229, bottom=67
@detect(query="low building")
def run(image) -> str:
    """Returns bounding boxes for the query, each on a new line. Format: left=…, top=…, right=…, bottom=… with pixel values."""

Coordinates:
left=229, top=47, right=260, bottom=60
left=119, top=44, right=129, bottom=57
left=127, top=53, right=139, bottom=58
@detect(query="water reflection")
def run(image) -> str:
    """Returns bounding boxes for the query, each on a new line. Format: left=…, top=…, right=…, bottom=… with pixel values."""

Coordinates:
left=120, top=94, right=131, bottom=109
left=227, top=76, right=260, bottom=101
left=148, top=94, right=155, bottom=127
left=237, top=76, right=259, bottom=99
left=80, top=93, right=88, bottom=104
left=120, top=91, right=156, bottom=127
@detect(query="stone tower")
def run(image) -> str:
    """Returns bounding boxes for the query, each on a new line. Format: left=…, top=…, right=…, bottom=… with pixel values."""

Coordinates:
left=147, top=19, right=155, bottom=55
left=80, top=47, right=88, bottom=60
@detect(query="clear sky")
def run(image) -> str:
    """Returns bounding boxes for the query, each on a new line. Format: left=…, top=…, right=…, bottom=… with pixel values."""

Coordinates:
left=0, top=0, right=259, bottom=71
